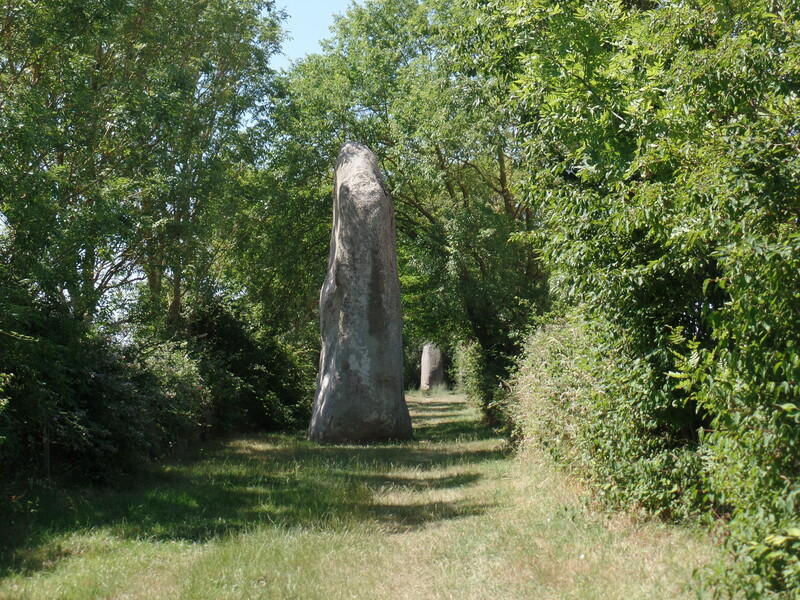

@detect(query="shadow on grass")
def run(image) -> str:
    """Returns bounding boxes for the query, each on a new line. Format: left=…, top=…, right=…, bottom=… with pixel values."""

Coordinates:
left=0, top=395, right=506, bottom=576
left=406, top=396, right=498, bottom=443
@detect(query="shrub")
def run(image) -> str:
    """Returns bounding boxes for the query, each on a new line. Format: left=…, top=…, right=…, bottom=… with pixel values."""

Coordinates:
left=513, top=305, right=800, bottom=595
left=510, top=310, right=705, bottom=520
left=136, top=340, right=211, bottom=452
left=509, top=313, right=596, bottom=466
left=186, top=300, right=313, bottom=432
left=0, top=321, right=211, bottom=483
left=453, top=341, right=482, bottom=399
left=452, top=339, right=516, bottom=426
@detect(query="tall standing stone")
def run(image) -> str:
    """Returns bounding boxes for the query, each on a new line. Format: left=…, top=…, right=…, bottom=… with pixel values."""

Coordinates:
left=420, top=343, right=444, bottom=391
left=308, top=142, right=412, bottom=444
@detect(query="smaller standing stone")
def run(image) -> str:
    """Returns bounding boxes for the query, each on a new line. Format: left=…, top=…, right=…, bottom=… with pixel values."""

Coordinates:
left=420, top=343, right=445, bottom=391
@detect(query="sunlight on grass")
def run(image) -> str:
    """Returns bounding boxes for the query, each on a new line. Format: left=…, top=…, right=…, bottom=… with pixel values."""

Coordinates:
left=0, top=390, right=720, bottom=599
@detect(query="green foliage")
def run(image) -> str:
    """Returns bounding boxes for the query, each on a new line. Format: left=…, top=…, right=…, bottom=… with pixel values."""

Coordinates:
left=185, top=299, right=313, bottom=432
left=0, top=0, right=307, bottom=483
left=452, top=341, right=483, bottom=405
left=477, top=0, right=800, bottom=594
left=273, top=0, right=548, bottom=413
left=0, top=303, right=209, bottom=482
left=509, top=313, right=596, bottom=465
left=135, top=341, right=211, bottom=454
left=511, top=311, right=704, bottom=519
left=0, top=291, right=310, bottom=483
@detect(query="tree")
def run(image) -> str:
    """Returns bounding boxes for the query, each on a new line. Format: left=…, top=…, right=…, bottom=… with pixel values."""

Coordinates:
left=120, top=0, right=282, bottom=334
left=0, top=0, right=291, bottom=480
left=266, top=0, right=548, bottom=412
left=468, top=0, right=800, bottom=593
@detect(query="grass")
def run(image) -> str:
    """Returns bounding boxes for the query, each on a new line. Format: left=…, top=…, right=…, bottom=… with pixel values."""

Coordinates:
left=0, top=390, right=720, bottom=599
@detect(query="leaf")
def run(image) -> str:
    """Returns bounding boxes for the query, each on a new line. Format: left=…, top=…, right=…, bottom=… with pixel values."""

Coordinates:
left=786, top=528, right=800, bottom=539
left=765, top=535, right=790, bottom=546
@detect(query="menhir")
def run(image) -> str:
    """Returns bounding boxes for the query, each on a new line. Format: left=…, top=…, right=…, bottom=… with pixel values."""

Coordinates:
left=308, top=142, right=412, bottom=443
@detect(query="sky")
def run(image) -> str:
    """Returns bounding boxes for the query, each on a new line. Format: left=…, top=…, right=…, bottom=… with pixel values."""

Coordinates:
left=272, top=0, right=357, bottom=70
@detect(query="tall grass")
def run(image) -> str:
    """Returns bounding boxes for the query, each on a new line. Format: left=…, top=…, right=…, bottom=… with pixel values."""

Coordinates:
left=0, top=391, right=719, bottom=599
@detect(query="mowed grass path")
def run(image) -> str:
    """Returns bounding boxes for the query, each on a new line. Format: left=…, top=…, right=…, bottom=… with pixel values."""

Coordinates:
left=0, top=392, right=718, bottom=599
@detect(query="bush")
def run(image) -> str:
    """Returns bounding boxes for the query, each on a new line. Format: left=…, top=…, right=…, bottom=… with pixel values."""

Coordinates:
left=0, top=322, right=211, bottom=483
left=136, top=341, right=211, bottom=452
left=60, top=338, right=212, bottom=479
left=186, top=300, right=313, bottom=432
left=0, top=280, right=315, bottom=484
left=509, top=313, right=596, bottom=466
left=671, top=227, right=800, bottom=596
left=453, top=338, right=517, bottom=425
left=510, top=310, right=705, bottom=520
left=512, top=306, right=800, bottom=595
left=452, top=341, right=481, bottom=399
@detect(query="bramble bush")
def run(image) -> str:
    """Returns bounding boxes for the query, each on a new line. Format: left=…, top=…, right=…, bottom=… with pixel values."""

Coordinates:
left=185, top=300, right=313, bottom=433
